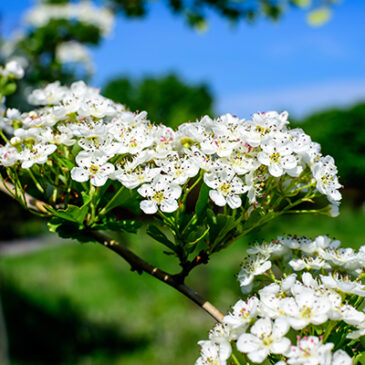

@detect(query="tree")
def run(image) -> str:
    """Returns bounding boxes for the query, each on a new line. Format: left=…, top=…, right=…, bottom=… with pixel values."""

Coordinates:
left=107, top=0, right=336, bottom=28
left=103, top=74, right=214, bottom=128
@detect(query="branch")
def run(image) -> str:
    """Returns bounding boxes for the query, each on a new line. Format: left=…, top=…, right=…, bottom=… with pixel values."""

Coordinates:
left=0, top=180, right=224, bottom=323
left=91, top=231, right=224, bottom=322
left=0, top=179, right=50, bottom=214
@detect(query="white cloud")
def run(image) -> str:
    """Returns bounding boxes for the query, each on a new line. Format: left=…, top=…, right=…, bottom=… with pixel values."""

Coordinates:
left=218, top=79, right=365, bottom=119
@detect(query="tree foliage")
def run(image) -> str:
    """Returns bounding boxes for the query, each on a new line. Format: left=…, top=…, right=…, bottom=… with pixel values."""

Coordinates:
left=102, top=74, right=214, bottom=128
left=108, top=0, right=336, bottom=28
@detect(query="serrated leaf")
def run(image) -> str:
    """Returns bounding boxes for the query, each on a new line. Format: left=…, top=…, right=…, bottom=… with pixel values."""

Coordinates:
left=47, top=218, right=93, bottom=243
left=147, top=225, right=176, bottom=251
left=45, top=204, right=89, bottom=224
left=92, top=217, right=140, bottom=233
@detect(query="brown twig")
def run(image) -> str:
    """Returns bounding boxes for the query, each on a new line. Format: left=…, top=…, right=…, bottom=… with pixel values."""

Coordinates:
left=91, top=231, right=224, bottom=322
left=0, top=180, right=224, bottom=323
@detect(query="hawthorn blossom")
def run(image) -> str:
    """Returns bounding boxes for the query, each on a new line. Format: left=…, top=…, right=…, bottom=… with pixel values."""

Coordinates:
left=238, top=254, right=271, bottom=293
left=71, top=151, right=114, bottom=186
left=204, top=169, right=248, bottom=209
left=258, top=134, right=297, bottom=177
left=237, top=317, right=290, bottom=363
left=279, top=287, right=330, bottom=329
left=0, top=145, right=19, bottom=166
left=312, top=156, right=342, bottom=202
left=137, top=176, right=182, bottom=214
left=223, top=297, right=259, bottom=337
left=286, top=336, right=333, bottom=365
left=196, top=340, right=231, bottom=365
left=20, top=143, right=57, bottom=169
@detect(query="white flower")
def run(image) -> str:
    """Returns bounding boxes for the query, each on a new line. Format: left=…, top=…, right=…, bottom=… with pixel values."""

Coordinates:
left=28, top=81, right=68, bottom=105
left=312, top=156, right=342, bottom=202
left=280, top=287, right=330, bottom=330
left=321, top=248, right=363, bottom=273
left=258, top=277, right=296, bottom=319
left=137, top=176, right=182, bottom=214
left=4, top=60, right=24, bottom=79
left=20, top=143, right=57, bottom=169
left=196, top=339, right=231, bottom=365
left=152, top=125, right=175, bottom=158
left=204, top=169, right=247, bottom=209
left=320, top=273, right=365, bottom=297
left=0, top=145, right=20, bottom=166
left=247, top=240, right=287, bottom=258
left=223, top=297, right=259, bottom=337
left=332, top=350, right=352, bottom=365
left=111, top=119, right=154, bottom=155
left=56, top=41, right=93, bottom=72
left=25, top=2, right=114, bottom=36
left=157, top=152, right=199, bottom=185
left=113, top=164, right=161, bottom=189
left=258, top=133, right=297, bottom=177
left=6, top=108, right=21, bottom=121
left=289, top=256, right=331, bottom=271
left=238, top=255, right=271, bottom=293
left=71, top=151, right=115, bottom=187
left=347, top=320, right=365, bottom=339
left=339, top=304, right=365, bottom=326
left=286, top=336, right=333, bottom=365
left=237, top=317, right=290, bottom=363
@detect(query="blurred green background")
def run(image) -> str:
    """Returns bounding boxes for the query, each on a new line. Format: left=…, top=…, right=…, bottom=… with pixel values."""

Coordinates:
left=0, top=0, right=364, bottom=364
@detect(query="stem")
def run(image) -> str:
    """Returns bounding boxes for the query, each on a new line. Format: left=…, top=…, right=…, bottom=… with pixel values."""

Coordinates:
left=231, top=353, right=242, bottom=365
left=322, top=320, right=336, bottom=342
left=98, top=185, right=125, bottom=216
left=0, top=129, right=9, bottom=144
left=28, top=168, right=45, bottom=194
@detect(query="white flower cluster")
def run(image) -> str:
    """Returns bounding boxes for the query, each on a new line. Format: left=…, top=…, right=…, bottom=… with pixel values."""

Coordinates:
left=196, top=235, right=364, bottom=364
left=0, top=81, right=341, bottom=215
left=0, top=60, right=24, bottom=79
left=55, top=41, right=93, bottom=73
left=24, top=1, right=115, bottom=36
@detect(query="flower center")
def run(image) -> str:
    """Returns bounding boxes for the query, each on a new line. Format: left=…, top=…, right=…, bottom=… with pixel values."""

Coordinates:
left=153, top=192, right=165, bottom=204
left=89, top=165, right=99, bottom=174
left=270, top=152, right=280, bottom=163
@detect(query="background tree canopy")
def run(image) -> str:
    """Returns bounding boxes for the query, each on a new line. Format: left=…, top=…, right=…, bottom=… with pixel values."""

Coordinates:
left=102, top=74, right=214, bottom=128
left=39, top=0, right=337, bottom=27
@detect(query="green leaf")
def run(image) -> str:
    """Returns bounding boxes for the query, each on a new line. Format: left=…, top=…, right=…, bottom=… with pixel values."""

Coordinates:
left=2, top=82, right=17, bottom=96
left=147, top=224, right=176, bottom=251
left=195, top=183, right=210, bottom=218
left=186, top=225, right=210, bottom=245
left=91, top=217, right=141, bottom=233
left=208, top=212, right=237, bottom=249
left=307, top=7, right=331, bottom=26
left=47, top=218, right=93, bottom=243
left=292, top=0, right=311, bottom=8
left=101, top=188, right=141, bottom=214
left=45, top=204, right=89, bottom=225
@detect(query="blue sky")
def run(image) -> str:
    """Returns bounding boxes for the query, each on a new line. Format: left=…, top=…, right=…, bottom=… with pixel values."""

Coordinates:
left=1, top=0, right=365, bottom=118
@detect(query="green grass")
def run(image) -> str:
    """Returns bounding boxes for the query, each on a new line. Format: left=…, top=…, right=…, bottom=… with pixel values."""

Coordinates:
left=0, top=202, right=364, bottom=365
